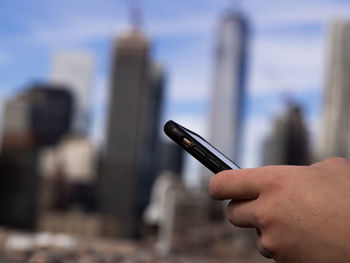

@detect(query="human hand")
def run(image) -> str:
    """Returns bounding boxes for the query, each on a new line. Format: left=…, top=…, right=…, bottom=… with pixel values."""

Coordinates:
left=208, top=157, right=350, bottom=263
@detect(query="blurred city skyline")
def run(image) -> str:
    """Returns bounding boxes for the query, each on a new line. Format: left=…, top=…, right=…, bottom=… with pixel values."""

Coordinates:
left=1, top=0, right=350, bottom=178
left=1, top=1, right=350, bottom=260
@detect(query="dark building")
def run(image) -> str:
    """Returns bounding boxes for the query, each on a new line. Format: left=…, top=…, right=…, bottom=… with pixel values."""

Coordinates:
left=2, top=84, right=73, bottom=150
left=0, top=149, right=39, bottom=229
left=156, top=141, right=184, bottom=176
left=137, top=64, right=165, bottom=218
left=263, top=103, right=310, bottom=165
left=0, top=84, right=73, bottom=229
left=30, top=87, right=73, bottom=145
left=98, top=30, right=165, bottom=238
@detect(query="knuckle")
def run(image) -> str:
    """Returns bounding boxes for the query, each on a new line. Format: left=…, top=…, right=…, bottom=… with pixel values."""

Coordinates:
left=322, top=157, right=349, bottom=166
left=225, top=201, right=248, bottom=227
left=261, top=235, right=275, bottom=251
left=258, top=234, right=277, bottom=257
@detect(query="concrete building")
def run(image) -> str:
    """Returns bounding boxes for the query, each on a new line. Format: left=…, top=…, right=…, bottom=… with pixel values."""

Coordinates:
left=39, top=136, right=98, bottom=210
left=98, top=30, right=165, bottom=238
left=322, top=20, right=350, bottom=159
left=37, top=136, right=121, bottom=238
left=207, top=11, right=248, bottom=169
left=199, top=11, right=248, bottom=188
left=44, top=136, right=97, bottom=184
left=51, top=51, right=94, bottom=134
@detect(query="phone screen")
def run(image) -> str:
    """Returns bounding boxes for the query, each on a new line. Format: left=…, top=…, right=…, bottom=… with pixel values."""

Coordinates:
left=183, top=127, right=240, bottom=170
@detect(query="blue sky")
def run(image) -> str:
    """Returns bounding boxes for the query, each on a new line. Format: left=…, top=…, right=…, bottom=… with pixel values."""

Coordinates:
left=1, top=0, right=350, bottom=184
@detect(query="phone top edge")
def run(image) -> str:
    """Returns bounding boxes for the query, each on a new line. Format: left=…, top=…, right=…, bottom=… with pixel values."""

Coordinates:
left=163, top=120, right=182, bottom=142
left=163, top=120, right=176, bottom=134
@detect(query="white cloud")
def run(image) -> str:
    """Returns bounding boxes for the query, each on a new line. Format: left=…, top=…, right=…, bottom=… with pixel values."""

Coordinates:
left=248, top=35, right=327, bottom=95
left=25, top=10, right=216, bottom=48
left=30, top=18, right=127, bottom=47
left=19, top=0, right=350, bottom=49
left=148, top=16, right=215, bottom=38
left=243, top=0, right=350, bottom=96
left=167, top=73, right=211, bottom=103
left=159, top=36, right=214, bottom=103
left=248, top=0, right=350, bottom=30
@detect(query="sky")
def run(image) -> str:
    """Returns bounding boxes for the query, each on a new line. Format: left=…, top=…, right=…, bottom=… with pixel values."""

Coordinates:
left=1, top=0, right=350, bottom=185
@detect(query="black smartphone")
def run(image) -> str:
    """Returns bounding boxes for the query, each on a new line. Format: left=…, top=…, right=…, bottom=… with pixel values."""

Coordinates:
left=163, top=120, right=240, bottom=173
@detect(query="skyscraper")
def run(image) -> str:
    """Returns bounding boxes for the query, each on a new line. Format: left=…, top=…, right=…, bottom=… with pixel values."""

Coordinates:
left=51, top=51, right=94, bottom=134
left=0, top=84, right=73, bottom=229
left=156, top=141, right=184, bottom=176
left=2, top=84, right=73, bottom=149
left=322, top=20, right=350, bottom=159
left=263, top=104, right=310, bottom=165
left=98, top=30, right=165, bottom=238
left=208, top=11, right=248, bottom=165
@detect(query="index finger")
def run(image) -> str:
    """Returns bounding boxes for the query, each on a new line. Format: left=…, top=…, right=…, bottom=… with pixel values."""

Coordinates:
left=209, top=168, right=264, bottom=200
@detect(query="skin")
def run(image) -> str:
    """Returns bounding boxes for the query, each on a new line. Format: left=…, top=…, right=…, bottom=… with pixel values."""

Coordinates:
left=208, top=157, right=350, bottom=263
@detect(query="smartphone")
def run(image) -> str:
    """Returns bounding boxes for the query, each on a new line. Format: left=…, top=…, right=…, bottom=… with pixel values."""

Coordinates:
left=163, top=120, right=240, bottom=173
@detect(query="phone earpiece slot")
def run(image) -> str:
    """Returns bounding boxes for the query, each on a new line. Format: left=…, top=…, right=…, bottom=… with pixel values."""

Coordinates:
left=193, top=146, right=206, bottom=158
left=208, top=157, right=221, bottom=169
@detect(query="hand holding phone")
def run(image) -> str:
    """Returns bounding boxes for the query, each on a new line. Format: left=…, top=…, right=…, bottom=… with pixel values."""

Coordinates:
left=163, top=120, right=240, bottom=173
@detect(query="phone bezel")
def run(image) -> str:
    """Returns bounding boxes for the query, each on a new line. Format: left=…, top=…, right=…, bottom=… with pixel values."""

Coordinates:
left=163, top=120, right=240, bottom=173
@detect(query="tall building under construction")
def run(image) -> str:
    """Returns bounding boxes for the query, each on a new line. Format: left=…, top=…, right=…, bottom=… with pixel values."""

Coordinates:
left=98, top=29, right=165, bottom=238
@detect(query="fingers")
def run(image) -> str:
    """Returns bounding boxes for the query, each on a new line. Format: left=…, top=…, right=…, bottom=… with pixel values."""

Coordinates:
left=209, top=168, right=263, bottom=200
left=227, top=200, right=274, bottom=258
left=209, top=165, right=300, bottom=200
left=226, top=199, right=259, bottom=228
left=311, top=157, right=350, bottom=168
